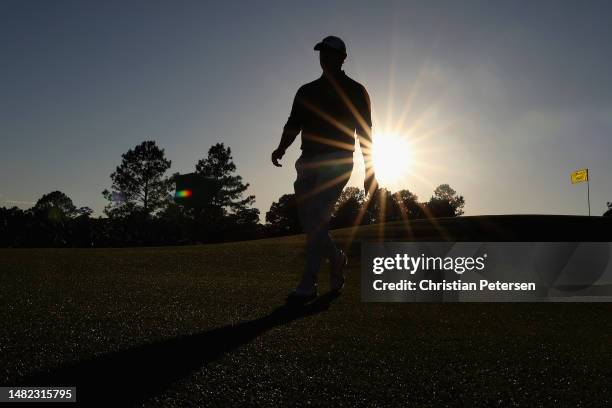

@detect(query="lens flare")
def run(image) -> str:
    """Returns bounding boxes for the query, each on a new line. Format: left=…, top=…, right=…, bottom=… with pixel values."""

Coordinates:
left=175, top=189, right=193, bottom=198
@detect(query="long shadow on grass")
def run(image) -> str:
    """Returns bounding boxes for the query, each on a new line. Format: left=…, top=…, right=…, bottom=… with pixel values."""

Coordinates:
left=16, top=292, right=340, bottom=407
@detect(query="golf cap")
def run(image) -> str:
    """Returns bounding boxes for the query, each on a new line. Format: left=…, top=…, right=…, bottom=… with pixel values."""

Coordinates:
left=314, top=36, right=347, bottom=56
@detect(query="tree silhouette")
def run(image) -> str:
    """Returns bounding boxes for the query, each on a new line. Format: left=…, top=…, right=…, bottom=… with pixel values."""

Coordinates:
left=427, top=184, right=465, bottom=217
left=364, top=188, right=402, bottom=224
left=32, top=190, right=92, bottom=222
left=332, top=187, right=365, bottom=228
left=393, top=189, right=424, bottom=220
left=33, top=191, right=78, bottom=220
left=30, top=191, right=92, bottom=246
left=265, top=194, right=301, bottom=235
left=195, top=143, right=257, bottom=218
left=604, top=202, right=612, bottom=217
left=102, top=141, right=172, bottom=218
left=0, top=206, right=29, bottom=247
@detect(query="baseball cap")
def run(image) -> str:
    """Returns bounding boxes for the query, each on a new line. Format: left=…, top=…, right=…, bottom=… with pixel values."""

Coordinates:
left=314, top=36, right=347, bottom=56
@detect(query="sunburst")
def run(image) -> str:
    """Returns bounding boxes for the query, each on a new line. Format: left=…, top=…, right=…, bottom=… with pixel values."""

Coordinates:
left=371, top=133, right=413, bottom=192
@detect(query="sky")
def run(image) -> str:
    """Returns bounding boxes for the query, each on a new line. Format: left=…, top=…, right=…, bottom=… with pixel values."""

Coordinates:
left=1, top=0, right=611, bottom=218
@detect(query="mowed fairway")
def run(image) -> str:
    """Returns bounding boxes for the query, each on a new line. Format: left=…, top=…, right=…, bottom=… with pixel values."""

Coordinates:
left=1, top=216, right=611, bottom=407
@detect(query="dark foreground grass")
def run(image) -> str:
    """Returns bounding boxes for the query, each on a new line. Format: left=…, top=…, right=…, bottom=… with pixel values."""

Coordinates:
left=1, top=216, right=611, bottom=407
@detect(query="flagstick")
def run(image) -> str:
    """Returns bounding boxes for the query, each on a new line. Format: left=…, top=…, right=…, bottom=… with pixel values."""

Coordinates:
left=587, top=170, right=591, bottom=216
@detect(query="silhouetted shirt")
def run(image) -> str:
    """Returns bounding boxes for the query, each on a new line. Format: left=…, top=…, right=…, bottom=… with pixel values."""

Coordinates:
left=284, top=70, right=371, bottom=157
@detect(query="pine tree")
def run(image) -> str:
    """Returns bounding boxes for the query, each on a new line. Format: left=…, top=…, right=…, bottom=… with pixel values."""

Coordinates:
left=102, top=140, right=172, bottom=218
left=195, top=143, right=256, bottom=216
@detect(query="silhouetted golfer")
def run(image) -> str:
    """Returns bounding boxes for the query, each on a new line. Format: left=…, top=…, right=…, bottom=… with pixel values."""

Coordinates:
left=272, top=36, right=377, bottom=304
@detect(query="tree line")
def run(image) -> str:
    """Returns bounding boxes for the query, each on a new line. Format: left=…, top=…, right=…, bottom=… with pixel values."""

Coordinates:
left=265, top=184, right=465, bottom=236
left=0, top=140, right=468, bottom=247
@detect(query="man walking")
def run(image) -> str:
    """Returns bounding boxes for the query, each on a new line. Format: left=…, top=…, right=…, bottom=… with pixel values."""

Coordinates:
left=271, top=36, right=377, bottom=304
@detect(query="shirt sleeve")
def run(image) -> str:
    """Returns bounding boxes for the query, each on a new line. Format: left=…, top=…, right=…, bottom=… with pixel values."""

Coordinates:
left=283, top=88, right=303, bottom=134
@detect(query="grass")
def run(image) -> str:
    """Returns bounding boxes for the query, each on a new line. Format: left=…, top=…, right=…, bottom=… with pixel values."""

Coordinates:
left=1, top=215, right=611, bottom=406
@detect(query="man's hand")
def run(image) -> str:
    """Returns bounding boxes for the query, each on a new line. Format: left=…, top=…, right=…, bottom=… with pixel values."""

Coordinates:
left=364, top=173, right=378, bottom=196
left=271, top=148, right=285, bottom=167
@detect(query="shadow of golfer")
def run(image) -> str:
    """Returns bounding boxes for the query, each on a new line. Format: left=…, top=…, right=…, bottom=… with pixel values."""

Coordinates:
left=16, top=292, right=340, bottom=407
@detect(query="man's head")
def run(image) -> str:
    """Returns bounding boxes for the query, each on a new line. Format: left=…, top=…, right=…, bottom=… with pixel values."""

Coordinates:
left=314, top=36, right=347, bottom=73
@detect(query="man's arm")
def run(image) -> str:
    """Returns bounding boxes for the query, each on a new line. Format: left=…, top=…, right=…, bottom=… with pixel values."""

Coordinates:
left=356, top=87, right=378, bottom=194
left=272, top=90, right=302, bottom=167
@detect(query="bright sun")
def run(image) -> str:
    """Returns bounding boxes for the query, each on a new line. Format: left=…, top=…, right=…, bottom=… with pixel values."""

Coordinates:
left=372, top=133, right=412, bottom=190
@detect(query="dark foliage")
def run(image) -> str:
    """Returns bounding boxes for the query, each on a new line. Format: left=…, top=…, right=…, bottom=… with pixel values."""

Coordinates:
left=331, top=187, right=365, bottom=228
left=0, top=133, right=466, bottom=249
left=195, top=143, right=256, bottom=215
left=190, top=143, right=261, bottom=242
left=102, top=140, right=173, bottom=218
left=426, top=184, right=466, bottom=218
left=265, top=184, right=466, bottom=234
left=604, top=202, right=612, bottom=217
left=265, top=194, right=301, bottom=235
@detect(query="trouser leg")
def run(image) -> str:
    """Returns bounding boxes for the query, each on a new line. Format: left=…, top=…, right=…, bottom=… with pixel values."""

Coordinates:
left=293, top=161, right=318, bottom=294
left=296, top=193, right=347, bottom=293
left=318, top=230, right=340, bottom=263
left=293, top=153, right=352, bottom=294
left=299, top=218, right=338, bottom=292
left=296, top=229, right=322, bottom=293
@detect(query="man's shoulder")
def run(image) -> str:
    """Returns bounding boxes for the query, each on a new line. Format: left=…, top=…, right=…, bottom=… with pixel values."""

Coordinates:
left=343, top=73, right=364, bottom=88
left=296, top=78, right=323, bottom=94
left=296, top=74, right=368, bottom=96
left=342, top=74, right=369, bottom=99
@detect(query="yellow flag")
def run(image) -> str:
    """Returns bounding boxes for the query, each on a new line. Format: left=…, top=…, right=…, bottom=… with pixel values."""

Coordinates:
left=571, top=168, right=588, bottom=184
